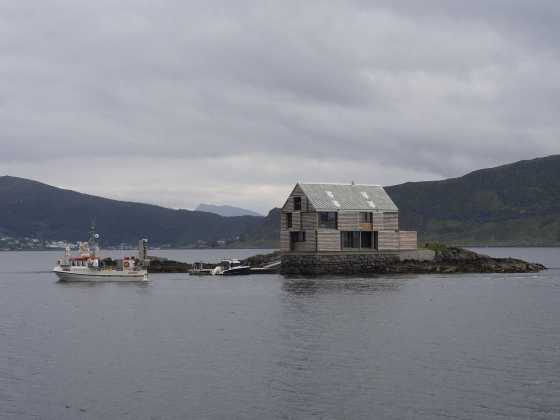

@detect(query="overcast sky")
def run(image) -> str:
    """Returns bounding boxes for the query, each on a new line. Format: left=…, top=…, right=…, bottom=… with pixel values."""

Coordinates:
left=1, top=1, right=559, bottom=213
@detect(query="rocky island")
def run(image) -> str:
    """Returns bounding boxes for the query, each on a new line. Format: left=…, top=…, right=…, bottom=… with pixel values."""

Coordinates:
left=144, top=246, right=544, bottom=276
left=388, top=246, right=546, bottom=274
left=280, top=245, right=546, bottom=276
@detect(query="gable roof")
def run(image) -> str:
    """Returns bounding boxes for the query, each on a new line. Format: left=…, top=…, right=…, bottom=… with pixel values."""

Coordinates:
left=297, top=183, right=398, bottom=212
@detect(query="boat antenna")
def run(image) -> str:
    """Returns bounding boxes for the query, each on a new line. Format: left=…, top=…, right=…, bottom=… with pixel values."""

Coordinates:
left=88, top=219, right=100, bottom=257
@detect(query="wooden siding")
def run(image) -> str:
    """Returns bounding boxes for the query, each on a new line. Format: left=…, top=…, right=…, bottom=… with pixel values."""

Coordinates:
left=301, top=212, right=317, bottom=230
left=292, top=212, right=301, bottom=230
left=317, top=230, right=341, bottom=251
left=283, top=196, right=299, bottom=212
left=399, top=231, right=417, bottom=250
left=282, top=184, right=302, bottom=211
left=280, top=231, right=291, bottom=252
left=338, top=212, right=359, bottom=230
left=281, top=212, right=314, bottom=231
left=372, top=213, right=384, bottom=230
left=282, top=184, right=313, bottom=212
left=292, top=230, right=317, bottom=252
left=280, top=212, right=288, bottom=230
left=378, top=230, right=399, bottom=250
left=383, top=212, right=399, bottom=231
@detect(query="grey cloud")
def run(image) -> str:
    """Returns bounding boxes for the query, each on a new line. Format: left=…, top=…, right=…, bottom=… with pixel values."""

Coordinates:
left=1, top=0, right=559, bottom=210
left=361, top=0, right=560, bottom=49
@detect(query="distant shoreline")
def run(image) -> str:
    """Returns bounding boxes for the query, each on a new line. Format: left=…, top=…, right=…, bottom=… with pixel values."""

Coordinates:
left=2, top=244, right=560, bottom=253
left=0, top=247, right=281, bottom=252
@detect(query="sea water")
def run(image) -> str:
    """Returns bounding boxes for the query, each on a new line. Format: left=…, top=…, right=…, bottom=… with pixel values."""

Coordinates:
left=1, top=248, right=559, bottom=419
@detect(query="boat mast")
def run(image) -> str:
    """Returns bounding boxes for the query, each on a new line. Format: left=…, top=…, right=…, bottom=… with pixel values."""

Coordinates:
left=138, top=238, right=149, bottom=267
left=88, top=220, right=100, bottom=258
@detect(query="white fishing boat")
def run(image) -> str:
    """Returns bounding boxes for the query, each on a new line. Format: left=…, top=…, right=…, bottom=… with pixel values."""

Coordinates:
left=53, top=224, right=149, bottom=282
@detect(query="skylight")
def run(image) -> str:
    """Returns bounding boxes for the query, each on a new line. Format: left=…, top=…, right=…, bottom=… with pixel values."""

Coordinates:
left=367, top=200, right=376, bottom=208
left=325, top=191, right=334, bottom=198
left=332, top=200, right=341, bottom=208
left=361, top=191, right=369, bottom=199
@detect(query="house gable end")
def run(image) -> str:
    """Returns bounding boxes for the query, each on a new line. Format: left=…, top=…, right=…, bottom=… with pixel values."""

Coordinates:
left=282, top=183, right=316, bottom=212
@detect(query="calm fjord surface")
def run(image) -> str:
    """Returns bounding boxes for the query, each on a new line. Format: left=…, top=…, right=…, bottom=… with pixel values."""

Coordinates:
left=1, top=248, right=559, bottom=420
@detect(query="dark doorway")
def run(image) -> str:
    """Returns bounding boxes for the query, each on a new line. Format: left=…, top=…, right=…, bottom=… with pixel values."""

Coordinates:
left=360, top=231, right=372, bottom=248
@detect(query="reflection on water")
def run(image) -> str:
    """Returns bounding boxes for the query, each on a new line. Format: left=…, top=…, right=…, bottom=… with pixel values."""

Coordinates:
left=56, top=279, right=152, bottom=289
left=282, top=276, right=403, bottom=295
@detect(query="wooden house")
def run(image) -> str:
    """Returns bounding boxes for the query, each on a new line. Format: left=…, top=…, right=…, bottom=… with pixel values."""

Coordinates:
left=280, top=183, right=417, bottom=253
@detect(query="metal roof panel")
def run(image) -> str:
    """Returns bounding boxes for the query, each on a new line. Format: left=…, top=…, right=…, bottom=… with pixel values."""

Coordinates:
left=297, top=183, right=398, bottom=212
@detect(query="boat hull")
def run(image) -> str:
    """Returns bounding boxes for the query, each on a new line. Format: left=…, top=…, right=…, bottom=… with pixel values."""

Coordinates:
left=54, top=267, right=148, bottom=282
left=221, top=266, right=251, bottom=276
left=189, top=270, right=213, bottom=276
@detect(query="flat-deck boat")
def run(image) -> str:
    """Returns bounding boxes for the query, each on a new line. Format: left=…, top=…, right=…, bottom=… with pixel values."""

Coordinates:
left=211, top=259, right=251, bottom=276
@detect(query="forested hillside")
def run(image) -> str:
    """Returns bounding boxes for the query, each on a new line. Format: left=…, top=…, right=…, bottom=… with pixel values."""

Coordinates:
left=386, top=155, right=560, bottom=245
left=0, top=176, right=263, bottom=247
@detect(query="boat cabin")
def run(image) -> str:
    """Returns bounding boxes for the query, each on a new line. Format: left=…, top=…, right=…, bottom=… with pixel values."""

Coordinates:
left=67, top=256, right=99, bottom=267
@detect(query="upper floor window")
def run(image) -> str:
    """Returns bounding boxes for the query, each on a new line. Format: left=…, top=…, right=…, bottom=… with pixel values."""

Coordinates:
left=319, top=212, right=337, bottom=229
left=360, top=212, right=372, bottom=223
left=286, top=213, right=293, bottom=229
left=293, top=196, right=302, bottom=210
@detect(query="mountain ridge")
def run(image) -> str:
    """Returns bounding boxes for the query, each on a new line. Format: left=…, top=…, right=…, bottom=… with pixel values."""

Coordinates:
left=0, top=175, right=263, bottom=247
left=2, top=154, right=560, bottom=248
left=195, top=203, right=262, bottom=217
left=385, top=155, right=560, bottom=245
left=240, top=155, right=560, bottom=246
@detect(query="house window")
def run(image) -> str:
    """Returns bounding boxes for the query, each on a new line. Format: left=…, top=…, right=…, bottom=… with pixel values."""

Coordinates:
left=361, top=231, right=372, bottom=248
left=341, top=231, right=374, bottom=249
left=290, top=231, right=306, bottom=242
left=286, top=213, right=292, bottom=229
left=293, top=196, right=302, bottom=211
left=341, top=231, right=360, bottom=248
left=318, top=212, right=337, bottom=229
left=360, top=212, right=372, bottom=223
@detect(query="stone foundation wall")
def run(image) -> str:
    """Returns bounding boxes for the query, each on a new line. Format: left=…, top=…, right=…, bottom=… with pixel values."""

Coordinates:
left=281, top=250, right=435, bottom=276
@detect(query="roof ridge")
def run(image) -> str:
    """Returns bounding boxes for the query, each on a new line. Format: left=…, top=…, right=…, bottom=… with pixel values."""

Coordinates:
left=298, top=182, right=383, bottom=187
